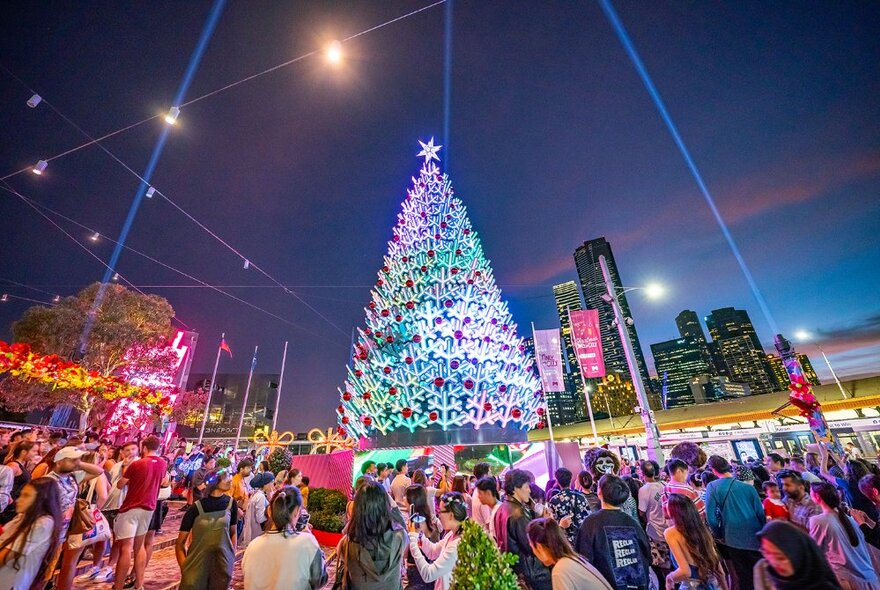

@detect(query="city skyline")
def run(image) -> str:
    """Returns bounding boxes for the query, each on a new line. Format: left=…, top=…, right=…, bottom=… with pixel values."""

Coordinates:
left=1, top=2, right=877, bottom=432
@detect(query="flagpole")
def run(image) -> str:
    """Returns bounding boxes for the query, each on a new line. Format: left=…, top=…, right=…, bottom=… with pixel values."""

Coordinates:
left=531, top=323, right=559, bottom=466
left=234, top=345, right=258, bottom=452
left=568, top=308, right=599, bottom=446
left=198, top=332, right=224, bottom=445
left=272, top=341, right=288, bottom=432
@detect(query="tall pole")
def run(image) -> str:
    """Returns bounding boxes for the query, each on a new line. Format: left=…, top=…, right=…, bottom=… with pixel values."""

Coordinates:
left=567, top=308, right=599, bottom=445
left=599, top=255, right=663, bottom=463
left=272, top=341, right=289, bottom=432
left=198, top=332, right=224, bottom=445
left=234, top=346, right=258, bottom=453
left=818, top=346, right=848, bottom=400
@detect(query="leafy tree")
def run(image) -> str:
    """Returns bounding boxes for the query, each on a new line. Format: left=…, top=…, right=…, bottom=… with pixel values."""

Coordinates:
left=266, top=447, right=293, bottom=475
left=170, top=387, right=209, bottom=427
left=452, top=519, right=519, bottom=590
left=1, top=282, right=175, bottom=428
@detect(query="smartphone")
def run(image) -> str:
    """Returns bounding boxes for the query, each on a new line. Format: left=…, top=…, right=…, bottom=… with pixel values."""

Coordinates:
left=295, top=510, right=310, bottom=531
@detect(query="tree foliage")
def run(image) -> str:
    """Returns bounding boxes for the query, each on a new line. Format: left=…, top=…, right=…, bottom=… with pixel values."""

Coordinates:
left=452, top=519, right=519, bottom=590
left=0, top=283, right=175, bottom=424
left=266, top=447, right=293, bottom=475
left=170, top=387, right=209, bottom=427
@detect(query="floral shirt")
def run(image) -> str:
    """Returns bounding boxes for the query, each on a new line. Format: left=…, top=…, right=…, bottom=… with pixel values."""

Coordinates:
left=784, top=494, right=822, bottom=531
left=549, top=488, right=591, bottom=545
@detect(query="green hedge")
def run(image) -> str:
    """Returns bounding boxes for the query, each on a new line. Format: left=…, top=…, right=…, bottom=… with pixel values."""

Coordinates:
left=307, top=487, right=348, bottom=534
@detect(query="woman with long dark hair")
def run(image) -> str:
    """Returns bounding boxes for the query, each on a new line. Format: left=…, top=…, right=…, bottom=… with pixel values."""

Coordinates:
left=809, top=482, right=879, bottom=590
left=403, top=485, right=440, bottom=589
left=754, top=520, right=840, bottom=590
left=664, top=494, right=727, bottom=590
left=527, top=517, right=611, bottom=590
left=0, top=477, right=62, bottom=590
left=242, top=486, right=326, bottom=590
left=335, top=480, right=405, bottom=589
left=0, top=441, right=37, bottom=525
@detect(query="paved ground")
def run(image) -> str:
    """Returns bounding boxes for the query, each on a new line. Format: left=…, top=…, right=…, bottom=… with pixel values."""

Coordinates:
left=73, top=501, right=339, bottom=590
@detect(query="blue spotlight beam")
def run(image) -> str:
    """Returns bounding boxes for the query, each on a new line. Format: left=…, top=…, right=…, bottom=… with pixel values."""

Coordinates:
left=598, top=0, right=779, bottom=337
left=77, top=0, right=227, bottom=355
left=443, top=0, right=453, bottom=168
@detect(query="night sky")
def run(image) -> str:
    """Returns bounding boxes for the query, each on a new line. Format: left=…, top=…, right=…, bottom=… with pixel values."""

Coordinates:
left=1, top=2, right=878, bottom=432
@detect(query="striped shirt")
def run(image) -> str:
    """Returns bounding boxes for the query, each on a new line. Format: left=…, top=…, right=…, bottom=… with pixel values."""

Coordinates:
left=662, top=481, right=705, bottom=518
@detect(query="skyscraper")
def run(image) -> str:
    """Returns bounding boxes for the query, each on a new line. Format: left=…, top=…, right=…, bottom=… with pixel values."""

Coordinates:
left=650, top=337, right=712, bottom=408
left=767, top=353, right=821, bottom=388
left=573, top=237, right=652, bottom=391
left=705, top=307, right=762, bottom=351
left=716, top=336, right=775, bottom=395
left=676, top=310, right=714, bottom=371
left=553, top=281, right=586, bottom=423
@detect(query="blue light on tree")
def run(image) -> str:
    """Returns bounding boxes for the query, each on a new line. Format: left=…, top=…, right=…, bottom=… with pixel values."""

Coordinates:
left=337, top=139, right=543, bottom=446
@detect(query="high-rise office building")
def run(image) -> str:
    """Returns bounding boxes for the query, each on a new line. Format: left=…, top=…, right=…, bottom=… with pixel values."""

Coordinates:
left=676, top=310, right=714, bottom=371
left=705, top=307, right=762, bottom=351
left=594, top=372, right=640, bottom=420
left=523, top=336, right=580, bottom=426
left=573, top=237, right=652, bottom=391
left=553, top=281, right=587, bottom=423
left=705, top=307, right=777, bottom=391
left=182, top=373, right=279, bottom=440
left=650, top=337, right=713, bottom=408
left=716, top=336, right=775, bottom=396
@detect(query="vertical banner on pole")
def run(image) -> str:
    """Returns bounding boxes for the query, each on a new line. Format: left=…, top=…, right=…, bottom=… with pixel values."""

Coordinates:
left=533, top=329, right=566, bottom=392
left=569, top=310, right=606, bottom=378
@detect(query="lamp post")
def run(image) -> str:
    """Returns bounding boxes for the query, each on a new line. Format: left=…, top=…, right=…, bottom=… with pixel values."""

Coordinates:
left=598, top=255, right=664, bottom=463
left=794, top=331, right=848, bottom=400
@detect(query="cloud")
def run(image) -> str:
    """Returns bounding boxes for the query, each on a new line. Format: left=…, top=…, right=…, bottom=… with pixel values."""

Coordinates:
left=811, top=313, right=880, bottom=354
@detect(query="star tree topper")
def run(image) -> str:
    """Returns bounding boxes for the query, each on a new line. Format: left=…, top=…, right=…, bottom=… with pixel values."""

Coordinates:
left=417, top=137, right=442, bottom=163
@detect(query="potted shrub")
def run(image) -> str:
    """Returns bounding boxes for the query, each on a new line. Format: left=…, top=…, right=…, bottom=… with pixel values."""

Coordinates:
left=305, top=487, right=347, bottom=547
left=266, top=447, right=293, bottom=476
left=452, top=520, right=519, bottom=589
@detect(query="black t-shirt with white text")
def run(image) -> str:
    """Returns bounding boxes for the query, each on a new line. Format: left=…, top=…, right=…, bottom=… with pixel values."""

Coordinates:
left=576, top=508, right=651, bottom=590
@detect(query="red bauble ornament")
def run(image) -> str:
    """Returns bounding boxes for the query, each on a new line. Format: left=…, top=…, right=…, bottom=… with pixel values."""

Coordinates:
left=434, top=233, right=441, bottom=240
left=386, top=336, right=394, bottom=343
left=464, top=379, right=475, bottom=390
left=454, top=330, right=463, bottom=340
left=381, top=309, right=390, bottom=317
left=475, top=271, right=482, bottom=277
left=444, top=299, right=454, bottom=308
left=483, top=402, right=492, bottom=411
left=464, top=229, right=471, bottom=235
left=395, top=315, right=403, bottom=322
left=511, top=408, right=522, bottom=419
left=435, top=317, right=443, bottom=325
left=499, top=385, right=508, bottom=393
left=502, top=324, right=509, bottom=331
left=375, top=331, right=382, bottom=338
left=354, top=370, right=363, bottom=377
left=440, top=222, right=447, bottom=229
left=402, top=256, right=409, bottom=262
left=405, top=356, right=414, bottom=364
left=363, top=416, right=372, bottom=426
left=491, top=318, right=498, bottom=325
left=406, top=301, right=415, bottom=310
left=413, top=335, right=422, bottom=343
left=364, top=328, right=372, bottom=336
left=406, top=279, right=414, bottom=288
left=427, top=250, right=435, bottom=257
left=358, top=352, right=368, bottom=360
left=455, top=249, right=462, bottom=256
left=341, top=416, right=350, bottom=424
left=402, top=407, right=413, bottom=418
left=450, top=360, right=460, bottom=369
left=536, top=421, right=546, bottom=429
left=420, top=211, right=428, bottom=218
left=363, top=391, right=372, bottom=400
left=392, top=235, right=400, bottom=242
left=451, top=268, right=459, bottom=275
left=420, top=265, right=427, bottom=272
left=382, top=265, right=389, bottom=273
left=343, top=392, right=352, bottom=401
left=376, top=279, right=384, bottom=287
left=429, top=411, right=438, bottom=421
left=369, top=302, right=376, bottom=309
left=337, top=427, right=347, bottom=435
left=537, top=407, right=545, bottom=416
left=389, top=386, right=398, bottom=396
left=467, top=279, right=474, bottom=285
left=383, top=366, right=392, bottom=374
left=337, top=405, right=345, bottom=414
left=434, top=377, right=445, bottom=387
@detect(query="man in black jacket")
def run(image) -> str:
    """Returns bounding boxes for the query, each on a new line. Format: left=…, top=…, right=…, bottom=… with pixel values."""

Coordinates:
left=495, top=469, right=551, bottom=590
left=577, top=474, right=651, bottom=590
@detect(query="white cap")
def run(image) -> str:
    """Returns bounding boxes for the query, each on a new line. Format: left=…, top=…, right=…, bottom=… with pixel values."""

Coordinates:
left=54, top=447, right=86, bottom=462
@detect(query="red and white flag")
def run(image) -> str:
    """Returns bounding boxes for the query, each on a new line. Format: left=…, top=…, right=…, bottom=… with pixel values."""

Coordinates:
left=570, top=309, right=606, bottom=378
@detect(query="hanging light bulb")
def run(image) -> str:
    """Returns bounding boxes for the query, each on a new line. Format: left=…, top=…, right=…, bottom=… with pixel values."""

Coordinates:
left=112, top=273, right=119, bottom=281
left=53, top=295, right=61, bottom=303
left=32, top=160, right=48, bottom=175
left=145, top=187, right=156, bottom=199
left=27, top=94, right=42, bottom=108
left=243, top=259, right=250, bottom=270
left=89, top=232, right=100, bottom=242
left=165, top=106, right=180, bottom=124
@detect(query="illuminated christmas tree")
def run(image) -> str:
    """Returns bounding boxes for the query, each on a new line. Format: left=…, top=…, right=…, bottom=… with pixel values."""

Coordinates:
left=337, top=139, right=543, bottom=446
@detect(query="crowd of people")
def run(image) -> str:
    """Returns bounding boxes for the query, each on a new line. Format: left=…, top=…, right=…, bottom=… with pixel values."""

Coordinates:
left=0, top=423, right=877, bottom=590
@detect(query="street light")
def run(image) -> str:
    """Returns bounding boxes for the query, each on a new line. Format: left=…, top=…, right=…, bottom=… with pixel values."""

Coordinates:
left=598, top=255, right=664, bottom=462
left=794, top=330, right=848, bottom=400
left=326, top=40, right=343, bottom=64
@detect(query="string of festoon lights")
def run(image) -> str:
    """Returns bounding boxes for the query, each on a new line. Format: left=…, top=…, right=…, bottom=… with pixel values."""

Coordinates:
left=0, top=181, right=345, bottom=346
left=1, top=0, right=447, bottom=339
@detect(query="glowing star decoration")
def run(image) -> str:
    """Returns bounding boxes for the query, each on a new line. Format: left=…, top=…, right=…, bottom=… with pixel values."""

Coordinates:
left=417, top=137, right=442, bottom=164
left=307, top=427, right=356, bottom=454
left=336, top=139, right=542, bottom=445
left=253, top=429, right=296, bottom=451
